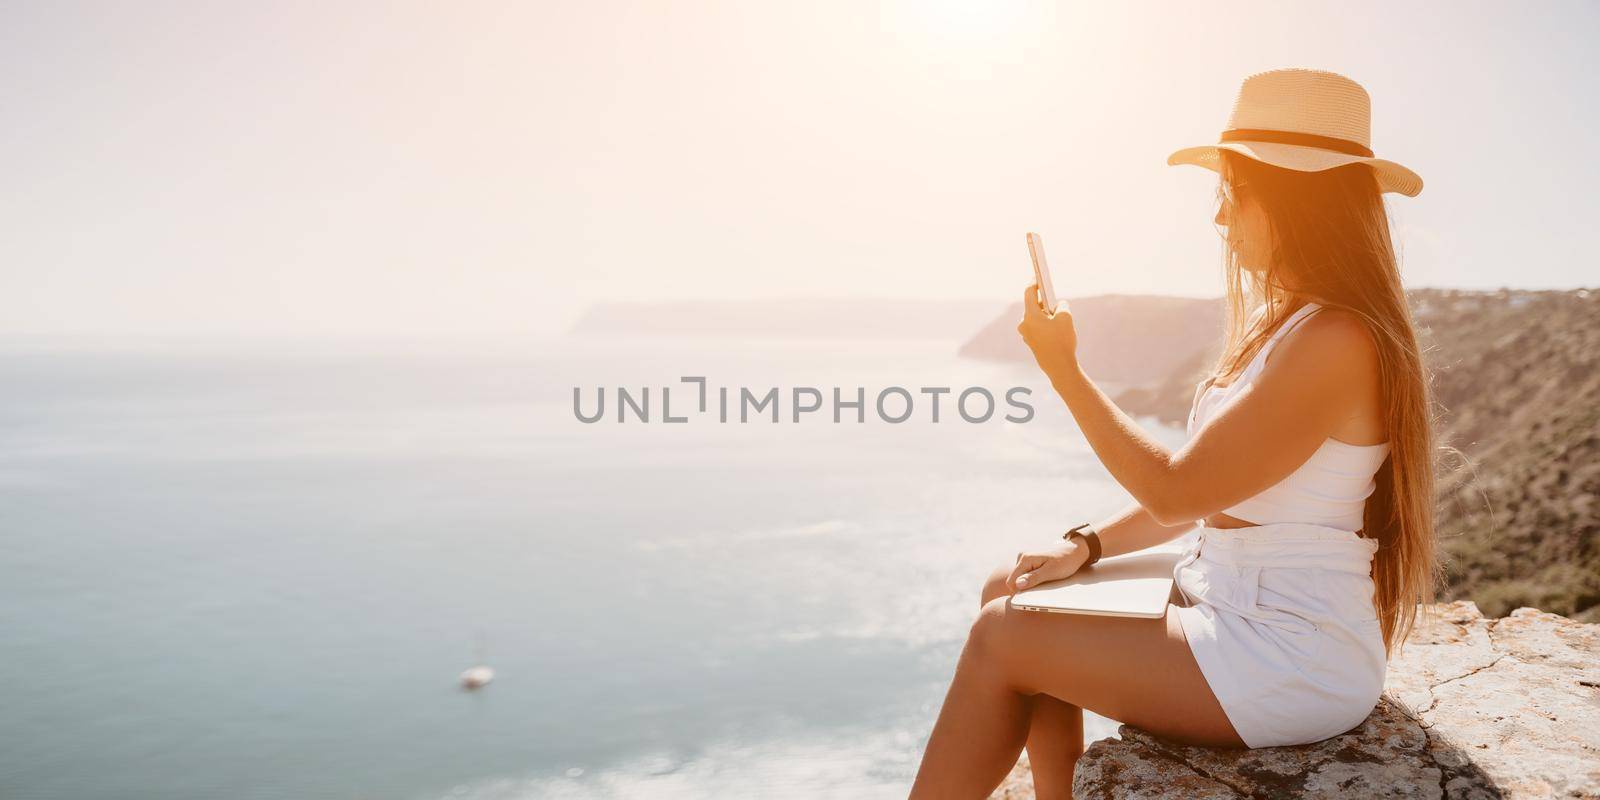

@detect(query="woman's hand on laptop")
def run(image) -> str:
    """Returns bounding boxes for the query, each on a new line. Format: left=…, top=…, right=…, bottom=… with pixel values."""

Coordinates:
left=1008, top=539, right=1092, bottom=594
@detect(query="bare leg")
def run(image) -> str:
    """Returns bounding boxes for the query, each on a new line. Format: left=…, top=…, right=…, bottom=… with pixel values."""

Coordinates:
left=978, top=565, right=1082, bottom=799
left=911, top=573, right=1243, bottom=798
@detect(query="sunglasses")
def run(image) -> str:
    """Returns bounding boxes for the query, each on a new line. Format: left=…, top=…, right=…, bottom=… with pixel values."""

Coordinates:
left=1216, top=179, right=1250, bottom=207
left=1212, top=180, right=1249, bottom=240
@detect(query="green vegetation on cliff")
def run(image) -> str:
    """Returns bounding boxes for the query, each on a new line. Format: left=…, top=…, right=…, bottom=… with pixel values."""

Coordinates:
left=1417, top=289, right=1600, bottom=621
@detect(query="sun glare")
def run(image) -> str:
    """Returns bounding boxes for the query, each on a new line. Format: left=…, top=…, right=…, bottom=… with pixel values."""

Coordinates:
left=885, top=0, right=1044, bottom=50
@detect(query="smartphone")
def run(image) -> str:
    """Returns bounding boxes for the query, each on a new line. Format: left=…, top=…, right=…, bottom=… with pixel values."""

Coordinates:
left=1026, top=232, right=1060, bottom=313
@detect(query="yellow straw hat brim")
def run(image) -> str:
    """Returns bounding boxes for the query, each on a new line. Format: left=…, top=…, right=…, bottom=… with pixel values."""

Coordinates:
left=1168, top=141, right=1423, bottom=197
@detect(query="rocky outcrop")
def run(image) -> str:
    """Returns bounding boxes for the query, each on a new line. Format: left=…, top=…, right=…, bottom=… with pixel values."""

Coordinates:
left=992, top=601, right=1600, bottom=799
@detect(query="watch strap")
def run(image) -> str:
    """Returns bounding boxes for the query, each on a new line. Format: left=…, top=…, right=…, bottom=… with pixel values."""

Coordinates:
left=1064, top=522, right=1102, bottom=566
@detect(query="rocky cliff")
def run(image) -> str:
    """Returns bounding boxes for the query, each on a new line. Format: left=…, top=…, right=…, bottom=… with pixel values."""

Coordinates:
left=991, top=601, right=1600, bottom=799
left=1417, top=290, right=1600, bottom=623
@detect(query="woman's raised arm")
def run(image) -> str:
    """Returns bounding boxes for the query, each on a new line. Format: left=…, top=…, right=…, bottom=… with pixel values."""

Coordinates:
left=1017, top=287, right=1379, bottom=526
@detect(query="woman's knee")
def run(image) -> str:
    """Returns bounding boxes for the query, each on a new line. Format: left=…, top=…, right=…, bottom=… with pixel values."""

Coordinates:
left=980, top=561, right=1014, bottom=607
left=966, top=595, right=1020, bottom=665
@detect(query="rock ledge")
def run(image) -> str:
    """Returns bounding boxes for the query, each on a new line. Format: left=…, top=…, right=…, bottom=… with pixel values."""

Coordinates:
left=993, top=601, right=1600, bottom=799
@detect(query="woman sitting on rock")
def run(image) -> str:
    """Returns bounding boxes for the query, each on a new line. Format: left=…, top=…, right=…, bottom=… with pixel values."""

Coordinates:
left=911, top=68, right=1438, bottom=798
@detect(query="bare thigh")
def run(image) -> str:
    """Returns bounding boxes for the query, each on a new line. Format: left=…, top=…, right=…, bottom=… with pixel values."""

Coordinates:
left=969, top=592, right=1246, bottom=748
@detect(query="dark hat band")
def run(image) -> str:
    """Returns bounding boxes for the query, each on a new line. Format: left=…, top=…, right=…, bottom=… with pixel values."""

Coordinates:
left=1220, top=128, right=1374, bottom=159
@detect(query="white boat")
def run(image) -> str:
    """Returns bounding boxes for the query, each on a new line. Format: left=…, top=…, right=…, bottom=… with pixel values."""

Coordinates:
left=459, top=665, right=495, bottom=690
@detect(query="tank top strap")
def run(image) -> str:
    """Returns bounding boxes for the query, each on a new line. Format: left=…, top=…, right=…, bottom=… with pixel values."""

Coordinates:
left=1234, top=301, right=1323, bottom=387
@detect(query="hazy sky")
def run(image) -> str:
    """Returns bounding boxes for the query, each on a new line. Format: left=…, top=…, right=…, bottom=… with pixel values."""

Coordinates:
left=2, top=1, right=1596, bottom=337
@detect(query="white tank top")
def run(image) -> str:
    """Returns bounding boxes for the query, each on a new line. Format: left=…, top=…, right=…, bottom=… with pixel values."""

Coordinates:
left=1186, top=302, right=1390, bottom=532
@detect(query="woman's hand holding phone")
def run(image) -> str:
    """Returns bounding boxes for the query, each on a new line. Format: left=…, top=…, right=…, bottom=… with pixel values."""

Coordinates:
left=1017, top=282, right=1081, bottom=383
left=1007, top=538, right=1092, bottom=594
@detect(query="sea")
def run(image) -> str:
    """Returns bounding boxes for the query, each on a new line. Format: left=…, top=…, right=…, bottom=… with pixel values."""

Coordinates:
left=0, top=334, right=1189, bottom=799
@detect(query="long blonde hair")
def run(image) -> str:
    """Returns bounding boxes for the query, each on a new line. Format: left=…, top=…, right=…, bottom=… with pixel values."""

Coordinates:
left=1212, top=150, right=1438, bottom=656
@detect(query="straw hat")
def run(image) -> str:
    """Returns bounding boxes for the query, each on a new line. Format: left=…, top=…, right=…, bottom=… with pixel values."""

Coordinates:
left=1168, top=68, right=1422, bottom=197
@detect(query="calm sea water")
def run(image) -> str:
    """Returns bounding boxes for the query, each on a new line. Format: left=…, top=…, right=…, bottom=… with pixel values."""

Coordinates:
left=0, top=336, right=1187, bottom=799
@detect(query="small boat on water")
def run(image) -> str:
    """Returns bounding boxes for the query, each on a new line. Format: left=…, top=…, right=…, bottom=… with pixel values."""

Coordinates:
left=460, top=665, right=494, bottom=690
left=460, top=632, right=493, bottom=690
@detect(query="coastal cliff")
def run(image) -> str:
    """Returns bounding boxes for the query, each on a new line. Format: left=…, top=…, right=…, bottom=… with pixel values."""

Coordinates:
left=991, top=601, right=1600, bottom=799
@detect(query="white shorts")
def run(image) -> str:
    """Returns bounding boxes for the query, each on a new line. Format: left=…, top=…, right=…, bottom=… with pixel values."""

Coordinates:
left=1172, top=523, right=1388, bottom=748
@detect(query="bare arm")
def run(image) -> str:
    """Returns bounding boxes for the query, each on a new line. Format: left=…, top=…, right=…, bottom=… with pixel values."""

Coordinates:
left=1091, top=501, right=1195, bottom=558
left=1017, top=287, right=1379, bottom=526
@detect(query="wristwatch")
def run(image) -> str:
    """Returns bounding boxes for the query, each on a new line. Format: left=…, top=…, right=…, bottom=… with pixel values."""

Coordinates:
left=1063, top=522, right=1102, bottom=566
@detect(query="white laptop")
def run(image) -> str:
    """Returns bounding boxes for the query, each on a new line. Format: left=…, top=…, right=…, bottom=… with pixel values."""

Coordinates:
left=1007, top=545, right=1184, bottom=619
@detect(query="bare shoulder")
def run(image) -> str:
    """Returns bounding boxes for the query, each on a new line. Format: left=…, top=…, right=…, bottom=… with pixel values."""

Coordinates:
left=1263, top=306, right=1381, bottom=386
